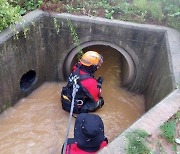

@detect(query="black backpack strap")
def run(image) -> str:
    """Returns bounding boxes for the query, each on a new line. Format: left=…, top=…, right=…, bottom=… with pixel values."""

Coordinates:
left=78, top=74, right=91, bottom=81
left=73, top=65, right=91, bottom=82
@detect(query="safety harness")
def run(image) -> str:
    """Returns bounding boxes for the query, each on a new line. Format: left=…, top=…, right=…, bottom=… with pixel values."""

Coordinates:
left=61, top=64, right=92, bottom=114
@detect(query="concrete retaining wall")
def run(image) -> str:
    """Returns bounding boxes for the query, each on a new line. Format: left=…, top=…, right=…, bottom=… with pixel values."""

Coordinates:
left=0, top=10, right=179, bottom=115
left=0, top=11, right=45, bottom=111
left=144, top=35, right=175, bottom=109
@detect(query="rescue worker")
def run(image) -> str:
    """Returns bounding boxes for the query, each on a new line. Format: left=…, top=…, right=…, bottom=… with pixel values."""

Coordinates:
left=62, top=113, right=108, bottom=154
left=61, top=51, right=104, bottom=114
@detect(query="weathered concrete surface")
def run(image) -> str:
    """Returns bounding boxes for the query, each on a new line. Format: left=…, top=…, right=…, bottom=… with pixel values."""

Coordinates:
left=0, top=9, right=180, bottom=153
left=99, top=89, right=180, bottom=154
left=165, top=28, right=180, bottom=87
left=0, top=11, right=45, bottom=111
left=0, top=10, right=179, bottom=125
left=0, top=11, right=180, bottom=109
left=50, top=13, right=166, bottom=92
left=44, top=12, right=176, bottom=109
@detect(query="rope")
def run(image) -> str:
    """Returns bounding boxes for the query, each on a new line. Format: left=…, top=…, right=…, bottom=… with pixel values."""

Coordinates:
left=62, top=76, right=79, bottom=154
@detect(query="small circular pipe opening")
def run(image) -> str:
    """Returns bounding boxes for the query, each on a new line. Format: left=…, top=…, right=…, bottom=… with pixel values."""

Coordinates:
left=20, top=70, right=36, bottom=92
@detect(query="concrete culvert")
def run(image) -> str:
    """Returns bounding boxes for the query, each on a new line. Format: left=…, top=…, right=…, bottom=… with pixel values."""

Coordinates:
left=0, top=10, right=180, bottom=154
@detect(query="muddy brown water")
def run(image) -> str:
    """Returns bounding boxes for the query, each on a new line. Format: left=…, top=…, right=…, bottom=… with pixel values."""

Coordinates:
left=0, top=50, right=145, bottom=153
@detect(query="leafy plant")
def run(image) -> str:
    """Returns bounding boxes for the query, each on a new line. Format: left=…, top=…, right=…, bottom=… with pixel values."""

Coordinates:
left=160, top=120, right=176, bottom=144
left=125, top=129, right=151, bottom=154
left=160, top=118, right=177, bottom=152
left=66, top=4, right=75, bottom=13
left=24, top=0, right=42, bottom=11
left=148, top=1, right=163, bottom=21
left=105, top=9, right=114, bottom=19
left=133, top=0, right=148, bottom=12
left=0, top=0, right=21, bottom=32
left=67, top=19, right=83, bottom=59
left=53, top=17, right=60, bottom=34
left=175, top=110, right=180, bottom=121
left=9, top=0, right=43, bottom=15
left=41, top=0, right=180, bottom=30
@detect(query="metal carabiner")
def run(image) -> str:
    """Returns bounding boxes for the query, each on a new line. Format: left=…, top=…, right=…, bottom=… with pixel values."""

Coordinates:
left=73, top=75, right=79, bottom=85
left=76, top=100, right=84, bottom=106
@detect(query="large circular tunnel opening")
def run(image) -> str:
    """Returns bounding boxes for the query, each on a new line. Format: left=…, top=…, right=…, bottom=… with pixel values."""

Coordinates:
left=63, top=41, right=135, bottom=88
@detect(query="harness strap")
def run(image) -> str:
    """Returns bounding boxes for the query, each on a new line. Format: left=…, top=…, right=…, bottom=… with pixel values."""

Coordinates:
left=73, top=64, right=91, bottom=83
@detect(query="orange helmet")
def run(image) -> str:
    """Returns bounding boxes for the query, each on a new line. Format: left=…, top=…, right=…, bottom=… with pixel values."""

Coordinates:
left=80, top=51, right=103, bottom=67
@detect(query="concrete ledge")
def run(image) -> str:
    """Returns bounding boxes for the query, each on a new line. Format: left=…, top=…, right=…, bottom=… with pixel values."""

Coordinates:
left=99, top=89, right=180, bottom=154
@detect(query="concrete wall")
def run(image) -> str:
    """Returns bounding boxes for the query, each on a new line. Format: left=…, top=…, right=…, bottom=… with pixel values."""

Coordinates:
left=144, top=35, right=175, bottom=109
left=0, top=11, right=45, bottom=112
left=45, top=13, right=175, bottom=110
left=47, top=14, right=166, bottom=93
left=0, top=10, right=179, bottom=113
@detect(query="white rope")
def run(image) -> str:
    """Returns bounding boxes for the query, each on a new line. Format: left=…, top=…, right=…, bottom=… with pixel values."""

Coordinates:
left=62, top=77, right=79, bottom=154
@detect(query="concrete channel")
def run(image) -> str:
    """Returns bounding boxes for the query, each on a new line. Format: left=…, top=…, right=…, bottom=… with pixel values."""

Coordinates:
left=0, top=10, right=180, bottom=153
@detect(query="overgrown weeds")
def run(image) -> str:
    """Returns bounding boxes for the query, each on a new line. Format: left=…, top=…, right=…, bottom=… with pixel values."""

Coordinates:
left=40, top=0, right=180, bottom=30
left=0, top=0, right=21, bottom=32
left=1, top=0, right=180, bottom=33
left=160, top=120, right=176, bottom=150
left=9, top=0, right=43, bottom=15
left=66, top=19, right=83, bottom=59
left=125, top=129, right=152, bottom=154
left=160, top=110, right=180, bottom=152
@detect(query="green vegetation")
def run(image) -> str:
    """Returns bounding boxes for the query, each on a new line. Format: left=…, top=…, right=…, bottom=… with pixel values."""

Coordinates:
left=0, top=0, right=43, bottom=33
left=160, top=110, right=180, bottom=152
left=9, top=0, right=43, bottom=15
left=0, top=0, right=180, bottom=33
left=0, top=0, right=21, bottom=32
left=67, top=19, right=83, bottom=59
left=160, top=120, right=176, bottom=149
left=53, top=17, right=60, bottom=34
left=125, top=129, right=152, bottom=154
left=125, top=111, right=180, bottom=154
left=41, top=0, right=180, bottom=30
left=175, top=110, right=180, bottom=120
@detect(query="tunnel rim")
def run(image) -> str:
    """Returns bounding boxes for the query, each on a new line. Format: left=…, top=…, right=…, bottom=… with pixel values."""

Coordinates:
left=63, top=41, right=135, bottom=87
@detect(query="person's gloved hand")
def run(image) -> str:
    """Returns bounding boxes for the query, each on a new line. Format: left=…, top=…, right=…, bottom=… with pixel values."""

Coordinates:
left=98, top=97, right=104, bottom=108
left=97, top=77, right=103, bottom=88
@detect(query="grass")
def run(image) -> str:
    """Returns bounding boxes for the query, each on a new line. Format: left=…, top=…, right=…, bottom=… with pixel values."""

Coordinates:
left=125, top=111, right=180, bottom=154
left=160, top=120, right=176, bottom=144
left=160, top=110, right=180, bottom=152
left=42, top=0, right=180, bottom=30
left=125, top=129, right=152, bottom=154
